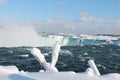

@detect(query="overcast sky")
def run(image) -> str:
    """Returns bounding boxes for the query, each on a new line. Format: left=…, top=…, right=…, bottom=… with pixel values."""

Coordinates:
left=0, top=0, right=120, bottom=34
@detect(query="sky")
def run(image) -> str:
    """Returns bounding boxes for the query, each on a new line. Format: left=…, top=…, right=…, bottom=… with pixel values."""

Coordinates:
left=0, top=0, right=120, bottom=34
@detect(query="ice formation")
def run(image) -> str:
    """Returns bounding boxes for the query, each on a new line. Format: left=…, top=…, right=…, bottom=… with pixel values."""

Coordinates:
left=31, top=37, right=62, bottom=72
left=88, top=60, right=101, bottom=76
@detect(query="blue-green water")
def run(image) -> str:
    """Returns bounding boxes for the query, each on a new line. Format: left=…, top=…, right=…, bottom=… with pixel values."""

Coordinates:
left=0, top=45, right=120, bottom=75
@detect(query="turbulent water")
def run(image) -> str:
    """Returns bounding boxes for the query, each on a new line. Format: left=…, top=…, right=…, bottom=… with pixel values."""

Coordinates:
left=0, top=45, right=120, bottom=75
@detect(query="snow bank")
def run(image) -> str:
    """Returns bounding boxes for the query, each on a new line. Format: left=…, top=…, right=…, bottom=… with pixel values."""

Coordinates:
left=0, top=65, right=120, bottom=80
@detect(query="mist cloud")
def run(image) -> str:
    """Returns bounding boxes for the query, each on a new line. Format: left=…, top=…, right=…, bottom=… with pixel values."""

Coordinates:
left=0, top=20, right=43, bottom=47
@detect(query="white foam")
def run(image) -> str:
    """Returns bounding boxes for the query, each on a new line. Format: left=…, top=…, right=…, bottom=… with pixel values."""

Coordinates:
left=20, top=54, right=29, bottom=58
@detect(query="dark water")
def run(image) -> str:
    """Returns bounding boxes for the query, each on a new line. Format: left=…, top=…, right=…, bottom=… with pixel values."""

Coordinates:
left=0, top=45, right=120, bottom=75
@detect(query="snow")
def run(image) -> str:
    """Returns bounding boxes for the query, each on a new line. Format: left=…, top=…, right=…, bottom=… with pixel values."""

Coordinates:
left=0, top=66, right=120, bottom=80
